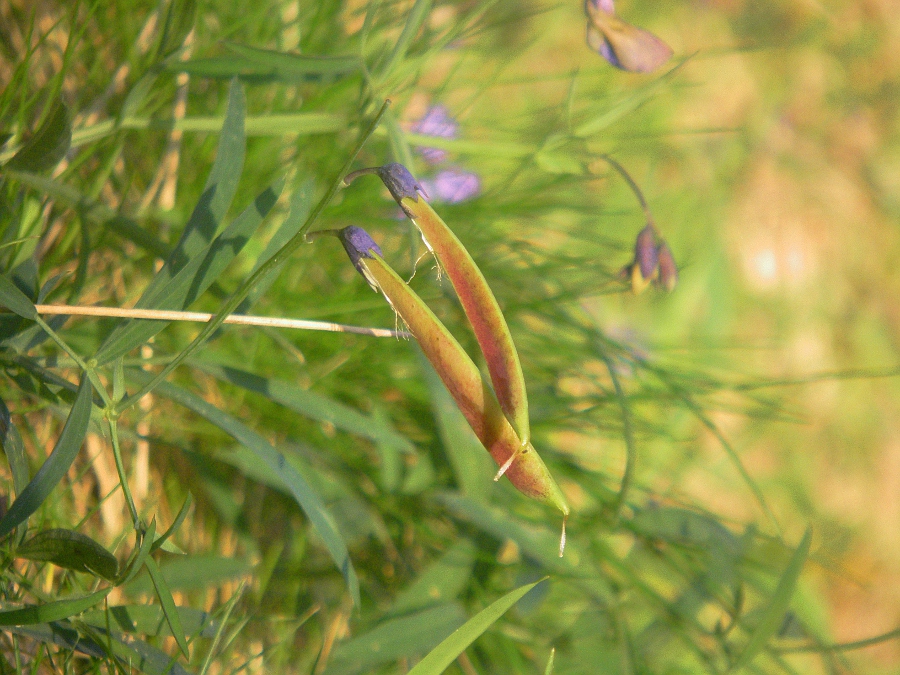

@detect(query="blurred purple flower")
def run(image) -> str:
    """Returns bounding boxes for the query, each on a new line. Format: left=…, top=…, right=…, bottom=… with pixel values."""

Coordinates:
left=419, top=168, right=481, bottom=204
left=584, top=0, right=672, bottom=73
left=411, top=105, right=457, bottom=164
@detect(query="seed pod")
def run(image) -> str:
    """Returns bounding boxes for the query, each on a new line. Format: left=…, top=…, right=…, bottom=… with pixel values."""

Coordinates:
left=336, top=226, right=569, bottom=525
left=344, top=163, right=531, bottom=450
left=585, top=0, right=672, bottom=73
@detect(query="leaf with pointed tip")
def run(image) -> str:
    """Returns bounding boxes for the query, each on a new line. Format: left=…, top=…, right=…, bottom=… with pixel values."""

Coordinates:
left=157, top=0, right=197, bottom=60
left=18, top=528, right=119, bottom=580
left=0, top=396, right=30, bottom=496
left=0, top=588, right=111, bottom=626
left=145, top=556, right=190, bottom=658
left=406, top=580, right=545, bottom=675
left=0, top=376, right=92, bottom=541
left=5, top=97, right=71, bottom=172
left=0, top=274, right=38, bottom=320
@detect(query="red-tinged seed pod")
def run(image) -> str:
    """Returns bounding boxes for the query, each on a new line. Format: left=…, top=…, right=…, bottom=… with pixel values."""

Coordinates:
left=344, top=163, right=532, bottom=452
left=337, top=226, right=569, bottom=532
left=585, top=0, right=673, bottom=73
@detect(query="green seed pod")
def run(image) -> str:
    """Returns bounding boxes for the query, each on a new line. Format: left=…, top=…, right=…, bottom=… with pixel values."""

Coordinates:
left=337, top=227, right=569, bottom=541
left=344, top=163, right=532, bottom=452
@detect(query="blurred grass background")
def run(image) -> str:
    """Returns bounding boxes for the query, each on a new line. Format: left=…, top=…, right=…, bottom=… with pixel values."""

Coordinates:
left=1, top=0, right=899, bottom=672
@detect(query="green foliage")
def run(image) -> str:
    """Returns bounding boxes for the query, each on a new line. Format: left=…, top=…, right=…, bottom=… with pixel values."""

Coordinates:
left=0, top=0, right=893, bottom=674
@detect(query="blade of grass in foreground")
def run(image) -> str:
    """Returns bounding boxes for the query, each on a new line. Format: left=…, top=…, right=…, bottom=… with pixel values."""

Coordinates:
left=145, top=555, right=191, bottom=658
left=731, top=528, right=812, bottom=672
left=407, top=579, right=545, bottom=675
left=0, top=376, right=92, bottom=541
left=144, top=375, right=360, bottom=605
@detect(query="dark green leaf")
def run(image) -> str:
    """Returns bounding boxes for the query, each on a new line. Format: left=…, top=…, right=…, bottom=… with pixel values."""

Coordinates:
left=323, top=604, right=466, bottom=675
left=407, top=580, right=545, bottom=675
left=0, top=274, right=38, bottom=320
left=0, top=376, right=93, bottom=541
left=145, top=556, right=190, bottom=658
left=18, top=528, right=119, bottom=580
left=0, top=396, right=30, bottom=496
left=5, top=97, right=71, bottom=173
left=0, top=588, right=111, bottom=626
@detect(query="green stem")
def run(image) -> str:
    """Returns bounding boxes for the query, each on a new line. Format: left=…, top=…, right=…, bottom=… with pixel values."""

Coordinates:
left=107, top=417, right=139, bottom=527
left=598, top=154, right=654, bottom=226
left=33, top=315, right=111, bottom=408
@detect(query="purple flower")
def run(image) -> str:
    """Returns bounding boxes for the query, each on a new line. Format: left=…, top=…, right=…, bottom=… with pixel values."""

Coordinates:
left=584, top=0, right=673, bottom=73
left=419, top=168, right=481, bottom=204
left=411, top=105, right=458, bottom=164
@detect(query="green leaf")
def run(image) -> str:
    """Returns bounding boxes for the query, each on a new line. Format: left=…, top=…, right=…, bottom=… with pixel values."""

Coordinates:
left=151, top=493, right=193, bottom=553
left=172, top=42, right=361, bottom=82
left=195, top=361, right=415, bottom=455
left=407, top=580, right=545, bottom=675
left=145, top=555, right=190, bottom=658
left=323, top=604, right=467, bottom=675
left=157, top=0, right=197, bottom=60
left=390, top=539, right=476, bottom=617
left=81, top=604, right=217, bottom=638
left=146, top=375, right=360, bottom=605
left=5, top=97, right=71, bottom=173
left=731, top=528, right=812, bottom=672
left=118, top=519, right=157, bottom=586
left=125, top=553, right=251, bottom=595
left=17, top=528, right=119, bottom=580
left=0, top=376, right=92, bottom=541
left=0, top=588, right=111, bottom=626
left=0, top=396, right=31, bottom=496
left=0, top=274, right=38, bottom=320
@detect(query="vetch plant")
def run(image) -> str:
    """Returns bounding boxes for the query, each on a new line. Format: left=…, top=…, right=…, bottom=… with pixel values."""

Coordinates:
left=344, top=163, right=530, bottom=455
left=584, top=0, right=673, bottom=73
left=333, top=226, right=569, bottom=553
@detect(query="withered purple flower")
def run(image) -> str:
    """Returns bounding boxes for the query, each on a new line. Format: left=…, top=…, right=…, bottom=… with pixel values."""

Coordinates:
left=621, top=224, right=678, bottom=294
left=655, top=240, right=678, bottom=292
left=584, top=0, right=673, bottom=73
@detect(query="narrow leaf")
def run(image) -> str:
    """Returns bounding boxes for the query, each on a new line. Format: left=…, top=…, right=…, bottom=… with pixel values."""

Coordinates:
left=152, top=493, right=193, bottom=553
left=0, top=376, right=92, bottom=541
left=157, top=0, right=197, bottom=60
left=0, top=588, right=111, bottom=626
left=118, top=519, right=157, bottom=586
left=0, top=274, right=38, bottom=320
left=18, top=528, right=118, bottom=580
left=5, top=97, right=71, bottom=173
left=82, top=604, right=216, bottom=638
left=731, top=528, right=812, bottom=671
left=195, top=361, right=415, bottom=454
left=0, top=396, right=31, bottom=496
left=145, top=555, right=191, bottom=658
left=145, top=374, right=360, bottom=605
left=407, top=580, right=545, bottom=675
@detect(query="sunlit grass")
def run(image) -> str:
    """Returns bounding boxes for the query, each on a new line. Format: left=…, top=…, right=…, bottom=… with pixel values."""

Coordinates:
left=0, top=0, right=899, bottom=673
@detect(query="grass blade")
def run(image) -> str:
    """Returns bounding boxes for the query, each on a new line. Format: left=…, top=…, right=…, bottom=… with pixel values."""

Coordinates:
left=406, top=579, right=545, bottom=675
left=0, top=396, right=31, bottom=496
left=0, top=376, right=92, bottom=541
left=0, top=588, right=111, bottom=626
left=5, top=96, right=71, bottom=173
left=731, top=528, right=812, bottom=672
left=146, top=375, right=360, bottom=605
left=145, top=555, right=191, bottom=658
